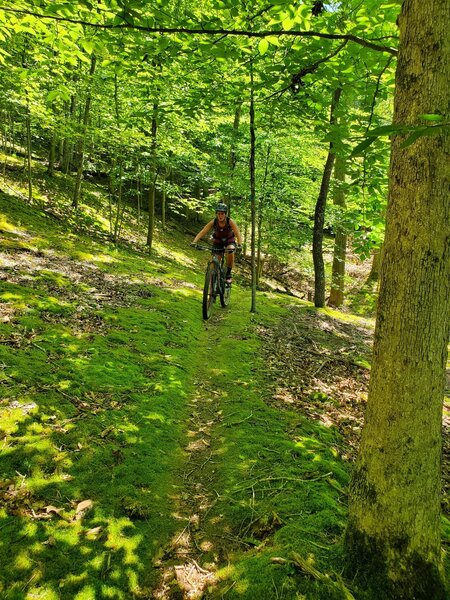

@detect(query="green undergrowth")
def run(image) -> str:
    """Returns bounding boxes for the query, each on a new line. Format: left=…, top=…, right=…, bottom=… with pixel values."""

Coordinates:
left=0, top=181, right=210, bottom=598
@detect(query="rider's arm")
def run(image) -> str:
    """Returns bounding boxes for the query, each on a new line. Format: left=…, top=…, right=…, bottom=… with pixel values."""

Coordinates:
left=229, top=219, right=243, bottom=245
left=193, top=220, right=214, bottom=243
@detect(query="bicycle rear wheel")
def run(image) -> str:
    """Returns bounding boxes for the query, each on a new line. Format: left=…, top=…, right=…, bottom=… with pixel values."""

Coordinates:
left=202, top=264, right=216, bottom=320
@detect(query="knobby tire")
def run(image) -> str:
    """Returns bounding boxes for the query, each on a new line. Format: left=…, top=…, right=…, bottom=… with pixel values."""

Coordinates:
left=202, top=264, right=215, bottom=320
left=219, top=277, right=231, bottom=308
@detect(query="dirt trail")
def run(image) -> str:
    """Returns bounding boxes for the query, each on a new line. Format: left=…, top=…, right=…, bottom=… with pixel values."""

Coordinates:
left=154, top=313, right=238, bottom=599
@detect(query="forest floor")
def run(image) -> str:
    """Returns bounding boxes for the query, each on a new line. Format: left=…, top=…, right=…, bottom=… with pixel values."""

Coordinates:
left=0, top=161, right=449, bottom=600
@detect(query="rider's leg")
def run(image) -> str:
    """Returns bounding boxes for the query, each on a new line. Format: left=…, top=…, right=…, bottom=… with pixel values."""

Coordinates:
left=225, top=244, right=236, bottom=280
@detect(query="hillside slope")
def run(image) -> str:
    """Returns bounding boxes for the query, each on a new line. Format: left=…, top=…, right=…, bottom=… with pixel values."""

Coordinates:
left=1, top=165, right=448, bottom=599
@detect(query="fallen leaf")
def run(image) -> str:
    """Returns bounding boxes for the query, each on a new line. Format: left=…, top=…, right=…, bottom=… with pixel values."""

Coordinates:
left=45, top=505, right=63, bottom=517
left=83, top=526, right=103, bottom=538
left=75, top=499, right=93, bottom=520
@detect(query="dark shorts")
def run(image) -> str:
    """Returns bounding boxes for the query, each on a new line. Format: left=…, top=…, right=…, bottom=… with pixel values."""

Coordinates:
left=213, top=237, right=236, bottom=251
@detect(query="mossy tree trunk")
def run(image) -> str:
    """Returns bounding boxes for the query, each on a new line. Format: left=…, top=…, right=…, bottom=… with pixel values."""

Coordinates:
left=328, top=154, right=346, bottom=307
left=345, top=0, right=450, bottom=597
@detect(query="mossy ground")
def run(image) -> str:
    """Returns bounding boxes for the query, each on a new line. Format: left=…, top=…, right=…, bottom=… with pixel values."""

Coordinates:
left=0, top=158, right=448, bottom=599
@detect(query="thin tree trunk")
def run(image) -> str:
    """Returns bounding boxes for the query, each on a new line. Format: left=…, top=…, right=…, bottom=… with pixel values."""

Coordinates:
left=62, top=97, right=76, bottom=174
left=228, top=102, right=241, bottom=214
left=345, top=0, right=449, bottom=595
left=72, top=54, right=97, bottom=209
left=161, top=171, right=167, bottom=230
left=328, top=154, right=347, bottom=307
left=113, top=160, right=123, bottom=243
left=25, top=100, right=32, bottom=202
left=312, top=87, right=342, bottom=307
left=137, top=169, right=141, bottom=228
left=256, top=143, right=271, bottom=287
left=366, top=244, right=383, bottom=283
left=249, top=62, right=257, bottom=313
left=146, top=102, right=158, bottom=252
left=47, top=115, right=56, bottom=177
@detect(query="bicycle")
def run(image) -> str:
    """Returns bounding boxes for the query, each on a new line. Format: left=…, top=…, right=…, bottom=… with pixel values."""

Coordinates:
left=192, top=244, right=236, bottom=320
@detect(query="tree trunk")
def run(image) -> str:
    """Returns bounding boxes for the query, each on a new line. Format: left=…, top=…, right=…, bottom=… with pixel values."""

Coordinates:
left=161, top=172, right=167, bottom=230
left=345, top=0, right=449, bottom=596
left=25, top=101, right=32, bottom=202
left=47, top=118, right=56, bottom=177
left=62, top=97, right=76, bottom=174
left=312, top=87, right=342, bottom=308
left=328, top=154, right=347, bottom=307
left=249, top=62, right=257, bottom=313
left=113, top=160, right=123, bottom=244
left=146, top=101, right=158, bottom=252
left=72, top=54, right=97, bottom=209
left=256, top=143, right=271, bottom=287
left=366, top=244, right=383, bottom=283
left=228, top=101, right=241, bottom=214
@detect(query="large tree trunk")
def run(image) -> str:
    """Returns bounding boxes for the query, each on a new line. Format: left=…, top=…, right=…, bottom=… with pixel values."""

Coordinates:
left=345, top=0, right=449, bottom=597
left=312, top=87, right=342, bottom=307
left=328, top=154, right=347, bottom=307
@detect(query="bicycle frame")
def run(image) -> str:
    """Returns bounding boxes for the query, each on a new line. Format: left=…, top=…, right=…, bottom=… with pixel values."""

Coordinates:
left=194, top=245, right=234, bottom=319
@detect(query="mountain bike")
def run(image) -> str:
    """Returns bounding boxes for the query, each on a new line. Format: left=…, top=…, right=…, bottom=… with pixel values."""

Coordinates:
left=192, top=244, right=235, bottom=320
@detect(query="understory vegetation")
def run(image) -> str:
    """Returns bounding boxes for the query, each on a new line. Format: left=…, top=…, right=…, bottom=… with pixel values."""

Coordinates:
left=1, top=155, right=449, bottom=599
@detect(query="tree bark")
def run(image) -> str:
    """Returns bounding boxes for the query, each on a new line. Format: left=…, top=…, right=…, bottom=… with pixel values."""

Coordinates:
left=312, top=87, right=342, bottom=307
left=345, top=0, right=449, bottom=596
left=328, top=154, right=347, bottom=307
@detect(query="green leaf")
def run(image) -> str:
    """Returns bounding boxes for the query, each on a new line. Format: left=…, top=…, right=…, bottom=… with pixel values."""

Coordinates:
left=419, top=113, right=443, bottom=122
left=350, top=137, right=377, bottom=156
left=258, top=39, right=269, bottom=55
left=80, top=39, right=95, bottom=55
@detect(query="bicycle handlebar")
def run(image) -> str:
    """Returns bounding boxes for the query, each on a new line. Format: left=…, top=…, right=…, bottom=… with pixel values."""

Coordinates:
left=191, top=244, right=240, bottom=254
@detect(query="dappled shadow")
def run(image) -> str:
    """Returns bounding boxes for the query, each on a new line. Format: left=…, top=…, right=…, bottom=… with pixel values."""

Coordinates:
left=0, top=221, right=205, bottom=598
left=258, top=305, right=373, bottom=461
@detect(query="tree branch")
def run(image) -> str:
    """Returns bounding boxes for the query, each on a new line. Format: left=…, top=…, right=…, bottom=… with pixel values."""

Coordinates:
left=0, top=7, right=398, bottom=55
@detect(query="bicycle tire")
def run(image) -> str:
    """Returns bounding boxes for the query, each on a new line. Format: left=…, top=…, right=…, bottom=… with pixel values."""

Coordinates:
left=219, top=277, right=231, bottom=307
left=202, top=264, right=216, bottom=320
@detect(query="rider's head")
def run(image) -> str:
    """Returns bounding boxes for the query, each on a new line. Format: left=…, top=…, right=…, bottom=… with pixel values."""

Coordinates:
left=215, top=202, right=228, bottom=215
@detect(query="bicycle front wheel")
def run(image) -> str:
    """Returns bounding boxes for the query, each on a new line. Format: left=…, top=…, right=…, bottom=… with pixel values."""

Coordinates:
left=202, top=264, right=216, bottom=320
left=219, top=279, right=231, bottom=307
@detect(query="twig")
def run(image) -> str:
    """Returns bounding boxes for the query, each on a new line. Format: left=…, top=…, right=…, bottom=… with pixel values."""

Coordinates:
left=227, top=411, right=253, bottom=426
left=231, top=472, right=333, bottom=493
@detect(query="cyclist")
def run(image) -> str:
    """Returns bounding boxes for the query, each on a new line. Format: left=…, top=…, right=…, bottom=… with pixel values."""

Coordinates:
left=192, top=203, right=242, bottom=284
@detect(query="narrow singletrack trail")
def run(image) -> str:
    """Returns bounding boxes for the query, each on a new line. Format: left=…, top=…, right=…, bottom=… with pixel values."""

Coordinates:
left=154, top=291, right=252, bottom=599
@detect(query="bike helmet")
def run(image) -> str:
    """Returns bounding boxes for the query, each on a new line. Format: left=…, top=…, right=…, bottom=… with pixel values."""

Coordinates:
left=215, top=202, right=228, bottom=213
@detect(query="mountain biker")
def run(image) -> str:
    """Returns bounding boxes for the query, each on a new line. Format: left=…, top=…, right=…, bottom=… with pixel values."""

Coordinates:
left=192, top=203, right=242, bottom=284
